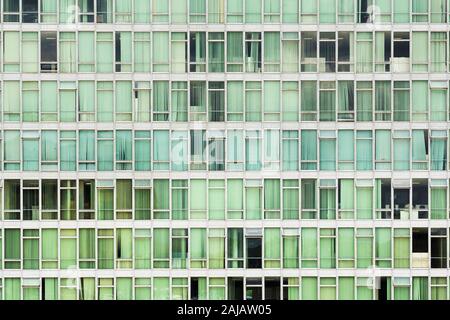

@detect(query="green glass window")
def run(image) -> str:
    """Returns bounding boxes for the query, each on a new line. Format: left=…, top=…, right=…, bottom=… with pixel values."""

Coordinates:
left=208, top=180, right=225, bottom=220
left=79, top=228, right=95, bottom=269
left=153, top=228, right=170, bottom=268
left=393, top=81, right=410, bottom=121
left=245, top=81, right=262, bottom=121
left=338, top=130, right=354, bottom=170
left=264, top=0, right=280, bottom=22
left=115, top=32, right=132, bottom=73
left=60, top=229, right=76, bottom=269
left=190, top=0, right=206, bottom=22
left=301, top=81, right=317, bottom=120
left=245, top=0, right=261, bottom=22
left=116, top=180, right=132, bottom=219
left=190, top=228, right=207, bottom=268
left=319, top=0, right=336, bottom=23
left=375, top=130, right=391, bottom=170
left=228, top=228, right=243, bottom=268
left=356, top=131, right=373, bottom=170
left=208, top=33, right=224, bottom=72
left=116, top=228, right=132, bottom=268
left=338, top=277, right=355, bottom=300
left=3, top=32, right=20, bottom=72
left=264, top=32, right=280, bottom=72
left=319, top=131, right=336, bottom=171
left=134, top=229, right=151, bottom=269
left=97, top=182, right=113, bottom=220
left=227, top=32, right=243, bottom=72
left=134, top=181, right=151, bottom=220
left=227, top=179, right=244, bottom=219
left=375, top=228, right=392, bottom=268
left=283, top=0, right=298, bottom=22
left=319, top=82, right=336, bottom=121
left=338, top=228, right=355, bottom=268
left=153, top=32, right=169, bottom=72
left=339, top=180, right=354, bottom=219
left=208, top=229, right=225, bottom=269
left=393, top=130, right=410, bottom=171
left=22, top=131, right=39, bottom=171
left=320, top=180, right=336, bottom=220
left=357, top=229, right=373, bottom=268
left=283, top=231, right=299, bottom=268
left=134, top=0, right=150, bottom=23
left=264, top=179, right=280, bottom=219
left=153, top=0, right=169, bottom=23
left=41, top=81, right=58, bottom=121
left=78, top=130, right=95, bottom=171
left=282, top=131, right=299, bottom=171
left=431, top=186, right=447, bottom=220
left=134, top=32, right=151, bottom=72
left=115, top=130, right=132, bottom=170
left=59, top=0, right=76, bottom=23
left=116, top=278, right=132, bottom=300
left=172, top=180, right=188, bottom=220
left=394, top=229, right=410, bottom=268
left=245, top=180, right=262, bottom=220
left=22, top=32, right=39, bottom=73
left=59, top=32, right=76, bottom=73
left=41, top=229, right=58, bottom=269
left=5, top=229, right=21, bottom=269
left=79, top=32, right=95, bottom=72
left=412, top=0, right=428, bottom=22
left=4, top=81, right=20, bottom=122
left=301, top=130, right=317, bottom=170
left=394, top=0, right=409, bottom=22
left=41, top=0, right=58, bottom=23
left=301, top=228, right=317, bottom=268
left=283, top=180, right=299, bottom=220
left=264, top=228, right=281, bottom=268
left=153, top=179, right=169, bottom=219
left=97, top=229, right=114, bottom=269
left=356, top=32, right=372, bottom=73
left=96, top=32, right=113, bottom=73
left=412, top=81, right=428, bottom=121
left=301, top=0, right=317, bottom=23
left=227, top=0, right=243, bottom=22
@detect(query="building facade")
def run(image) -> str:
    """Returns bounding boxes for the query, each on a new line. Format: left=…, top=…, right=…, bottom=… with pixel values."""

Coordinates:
left=0, top=0, right=449, bottom=300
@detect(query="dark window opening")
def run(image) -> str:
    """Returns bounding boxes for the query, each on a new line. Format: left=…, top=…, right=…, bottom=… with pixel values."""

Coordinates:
left=264, top=278, right=280, bottom=300
left=376, top=277, right=390, bottom=300
left=246, top=237, right=262, bottom=268
left=412, top=179, right=428, bottom=219
left=358, top=0, right=371, bottom=23
left=96, top=0, right=111, bottom=23
left=22, top=0, right=38, bottom=23
left=412, top=228, right=428, bottom=253
left=394, top=32, right=410, bottom=58
left=228, top=277, right=243, bottom=300
left=245, top=278, right=262, bottom=300
left=379, top=179, right=391, bottom=219
left=190, top=278, right=199, bottom=300
left=319, top=32, right=336, bottom=72
left=393, top=188, right=409, bottom=219
left=337, top=32, right=351, bottom=72
left=431, top=229, right=447, bottom=268
left=80, top=0, right=95, bottom=22
left=41, top=31, right=57, bottom=73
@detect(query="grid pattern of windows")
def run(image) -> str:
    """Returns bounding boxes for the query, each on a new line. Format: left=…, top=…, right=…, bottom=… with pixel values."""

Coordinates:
left=2, top=0, right=450, bottom=300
